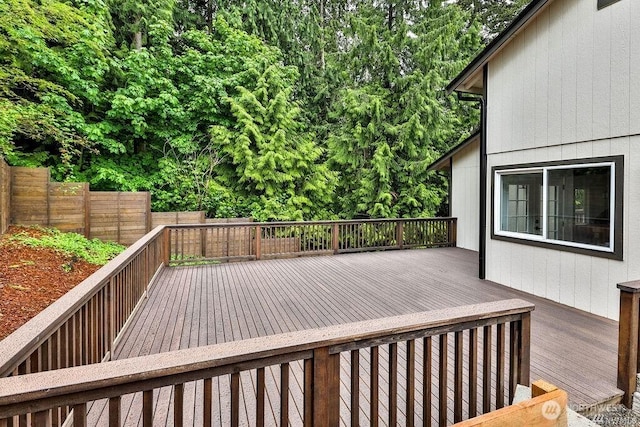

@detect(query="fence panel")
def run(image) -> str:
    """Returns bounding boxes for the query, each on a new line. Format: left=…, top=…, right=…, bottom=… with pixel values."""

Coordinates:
left=0, top=159, right=9, bottom=233
left=10, top=167, right=50, bottom=225
left=48, top=182, right=89, bottom=235
left=118, top=192, right=150, bottom=245
left=90, top=192, right=150, bottom=244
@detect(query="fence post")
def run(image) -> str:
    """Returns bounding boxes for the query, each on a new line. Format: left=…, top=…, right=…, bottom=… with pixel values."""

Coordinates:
left=396, top=220, right=404, bottom=249
left=617, top=281, right=640, bottom=408
left=332, top=223, right=339, bottom=254
left=312, top=347, right=340, bottom=426
left=162, top=228, right=171, bottom=266
left=255, top=225, right=262, bottom=260
left=450, top=218, right=457, bottom=247
left=517, top=311, right=531, bottom=387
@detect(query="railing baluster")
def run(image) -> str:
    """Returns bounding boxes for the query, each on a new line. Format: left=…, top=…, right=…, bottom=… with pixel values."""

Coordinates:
left=73, top=403, right=86, bottom=427
left=108, top=396, right=121, bottom=427
left=143, top=389, right=153, bottom=427
left=483, top=325, right=492, bottom=413
left=454, top=331, right=463, bottom=422
left=371, top=346, right=379, bottom=427
left=469, top=328, right=478, bottom=418
left=174, top=383, right=184, bottom=427
left=509, top=321, right=519, bottom=403
left=204, top=377, right=212, bottom=427
left=280, top=363, right=289, bottom=426
left=389, top=342, right=398, bottom=426
left=406, top=339, right=415, bottom=427
left=34, top=410, right=51, bottom=426
left=438, top=334, right=448, bottom=426
left=256, top=368, right=265, bottom=427
left=230, top=373, right=240, bottom=427
left=496, top=323, right=506, bottom=408
left=351, top=350, right=360, bottom=426
left=423, top=336, right=432, bottom=427
left=304, top=359, right=313, bottom=427
left=518, top=312, right=531, bottom=387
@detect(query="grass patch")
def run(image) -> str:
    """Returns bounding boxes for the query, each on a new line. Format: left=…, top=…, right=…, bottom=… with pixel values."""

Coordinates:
left=7, top=227, right=126, bottom=265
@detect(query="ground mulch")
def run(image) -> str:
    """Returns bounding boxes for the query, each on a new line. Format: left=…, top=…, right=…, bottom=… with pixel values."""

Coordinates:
left=0, top=226, right=99, bottom=340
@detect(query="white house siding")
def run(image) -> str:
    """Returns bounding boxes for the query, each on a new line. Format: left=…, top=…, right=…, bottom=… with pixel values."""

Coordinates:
left=483, top=0, right=640, bottom=320
left=451, top=139, right=480, bottom=251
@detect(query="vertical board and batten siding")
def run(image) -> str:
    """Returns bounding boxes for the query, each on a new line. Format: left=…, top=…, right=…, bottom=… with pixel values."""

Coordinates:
left=487, top=0, right=637, bottom=153
left=481, top=0, right=640, bottom=320
left=10, top=167, right=50, bottom=225
left=0, top=159, right=9, bottom=233
left=451, top=138, right=480, bottom=251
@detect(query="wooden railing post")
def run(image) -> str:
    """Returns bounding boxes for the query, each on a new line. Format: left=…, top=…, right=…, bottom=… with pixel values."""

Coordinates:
left=617, top=281, right=640, bottom=407
left=332, top=223, right=339, bottom=255
left=396, top=220, right=404, bottom=249
left=312, top=347, right=340, bottom=427
left=162, top=228, right=170, bottom=266
left=517, top=312, right=531, bottom=387
left=255, top=225, right=262, bottom=260
left=450, top=218, right=457, bottom=247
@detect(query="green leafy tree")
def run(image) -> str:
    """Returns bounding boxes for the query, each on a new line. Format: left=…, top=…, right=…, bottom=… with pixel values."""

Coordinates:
left=0, top=0, right=113, bottom=173
left=211, top=64, right=336, bottom=220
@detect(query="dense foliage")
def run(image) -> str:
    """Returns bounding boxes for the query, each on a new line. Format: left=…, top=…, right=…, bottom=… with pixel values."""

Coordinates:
left=0, top=0, right=526, bottom=220
left=8, top=227, right=125, bottom=265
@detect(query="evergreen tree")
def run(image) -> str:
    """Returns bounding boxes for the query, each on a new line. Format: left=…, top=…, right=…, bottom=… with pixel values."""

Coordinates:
left=328, top=1, right=482, bottom=218
left=456, top=0, right=530, bottom=41
left=211, top=64, right=336, bottom=220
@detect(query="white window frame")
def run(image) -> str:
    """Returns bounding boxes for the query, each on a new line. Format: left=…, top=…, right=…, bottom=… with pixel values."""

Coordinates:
left=494, top=161, right=616, bottom=254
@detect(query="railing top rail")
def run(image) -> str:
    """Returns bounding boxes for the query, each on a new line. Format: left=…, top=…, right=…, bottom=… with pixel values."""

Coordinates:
left=617, top=280, right=640, bottom=293
left=165, top=217, right=457, bottom=229
left=0, top=225, right=167, bottom=377
left=0, top=298, right=533, bottom=413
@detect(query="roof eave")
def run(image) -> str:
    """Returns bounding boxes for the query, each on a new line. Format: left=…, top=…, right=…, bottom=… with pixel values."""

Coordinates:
left=427, top=131, right=481, bottom=172
left=446, top=0, right=552, bottom=95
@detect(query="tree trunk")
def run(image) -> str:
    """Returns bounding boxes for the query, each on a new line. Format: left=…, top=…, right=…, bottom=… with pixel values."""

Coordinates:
left=206, top=0, right=214, bottom=34
left=133, top=31, right=142, bottom=50
left=319, top=0, right=326, bottom=70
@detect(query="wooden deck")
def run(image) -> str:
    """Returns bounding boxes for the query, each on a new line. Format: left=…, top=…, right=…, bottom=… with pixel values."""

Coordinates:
left=94, top=248, right=620, bottom=425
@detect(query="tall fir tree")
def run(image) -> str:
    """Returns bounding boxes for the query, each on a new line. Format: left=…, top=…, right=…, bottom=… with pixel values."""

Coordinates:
left=328, top=0, right=482, bottom=218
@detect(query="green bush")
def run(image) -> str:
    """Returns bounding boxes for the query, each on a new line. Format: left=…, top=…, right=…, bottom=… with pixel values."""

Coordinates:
left=8, top=227, right=125, bottom=265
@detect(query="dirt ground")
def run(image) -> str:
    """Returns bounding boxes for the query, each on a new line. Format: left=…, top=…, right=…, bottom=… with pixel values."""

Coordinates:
left=0, top=227, right=99, bottom=340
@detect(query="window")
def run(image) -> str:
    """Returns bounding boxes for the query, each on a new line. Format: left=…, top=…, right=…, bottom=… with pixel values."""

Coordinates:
left=493, top=156, right=623, bottom=259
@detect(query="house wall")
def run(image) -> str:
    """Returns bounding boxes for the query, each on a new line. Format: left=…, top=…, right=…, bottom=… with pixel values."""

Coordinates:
left=484, top=0, right=640, bottom=320
left=451, top=139, right=480, bottom=251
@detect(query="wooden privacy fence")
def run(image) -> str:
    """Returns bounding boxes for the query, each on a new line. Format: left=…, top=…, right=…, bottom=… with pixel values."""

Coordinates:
left=0, top=226, right=166, bottom=425
left=166, top=217, right=457, bottom=265
left=2, top=163, right=256, bottom=245
left=0, top=158, right=9, bottom=234
left=0, top=299, right=533, bottom=426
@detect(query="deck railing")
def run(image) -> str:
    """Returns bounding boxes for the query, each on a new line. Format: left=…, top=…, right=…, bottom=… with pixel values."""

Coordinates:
left=166, top=217, right=457, bottom=265
left=0, top=226, right=166, bottom=419
left=617, top=281, right=640, bottom=407
left=0, top=299, right=533, bottom=426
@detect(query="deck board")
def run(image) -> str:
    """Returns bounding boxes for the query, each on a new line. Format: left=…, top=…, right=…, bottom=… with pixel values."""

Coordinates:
left=104, top=248, right=620, bottom=425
